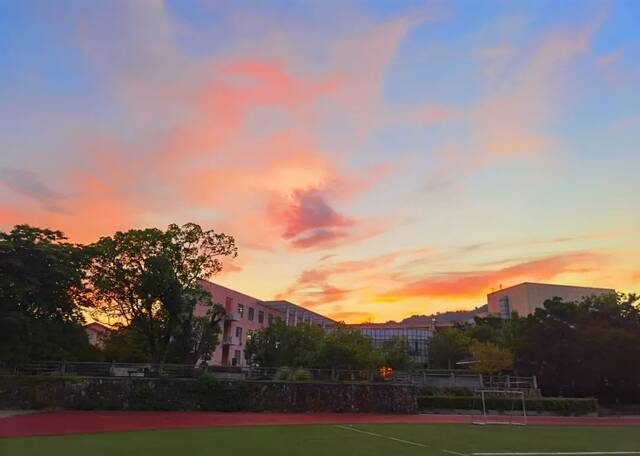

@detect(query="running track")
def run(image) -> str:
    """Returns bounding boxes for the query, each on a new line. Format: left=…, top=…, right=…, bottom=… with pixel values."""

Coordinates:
left=1, top=412, right=639, bottom=438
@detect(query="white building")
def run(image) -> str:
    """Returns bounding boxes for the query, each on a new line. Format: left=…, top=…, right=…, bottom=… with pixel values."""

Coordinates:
left=487, top=282, right=615, bottom=319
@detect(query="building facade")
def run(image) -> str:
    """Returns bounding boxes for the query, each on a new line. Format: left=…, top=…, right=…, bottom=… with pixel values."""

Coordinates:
left=196, top=280, right=336, bottom=367
left=487, top=282, right=616, bottom=319
left=84, top=322, right=111, bottom=348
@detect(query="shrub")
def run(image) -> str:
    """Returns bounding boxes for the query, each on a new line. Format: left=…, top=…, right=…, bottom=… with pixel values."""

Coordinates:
left=417, top=395, right=598, bottom=416
left=274, top=367, right=293, bottom=381
left=291, top=368, right=313, bottom=382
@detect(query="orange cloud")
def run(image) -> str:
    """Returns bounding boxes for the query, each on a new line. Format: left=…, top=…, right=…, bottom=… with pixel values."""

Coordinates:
left=379, top=252, right=605, bottom=301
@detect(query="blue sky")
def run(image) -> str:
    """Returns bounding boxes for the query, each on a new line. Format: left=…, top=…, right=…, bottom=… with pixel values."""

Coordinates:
left=1, top=0, right=638, bottom=322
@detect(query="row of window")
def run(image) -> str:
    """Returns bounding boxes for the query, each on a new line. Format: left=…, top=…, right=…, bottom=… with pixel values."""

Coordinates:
left=227, top=298, right=275, bottom=324
left=359, top=328, right=432, bottom=339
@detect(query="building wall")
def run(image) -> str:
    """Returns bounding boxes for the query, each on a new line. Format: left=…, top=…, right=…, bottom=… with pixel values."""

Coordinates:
left=84, top=323, right=110, bottom=348
left=487, top=282, right=616, bottom=318
left=196, top=280, right=285, bottom=367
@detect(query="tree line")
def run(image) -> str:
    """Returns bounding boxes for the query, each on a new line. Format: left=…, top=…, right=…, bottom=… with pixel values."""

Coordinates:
left=0, top=223, right=236, bottom=364
left=0, top=223, right=415, bottom=369
left=244, top=319, right=416, bottom=370
left=428, top=293, right=640, bottom=403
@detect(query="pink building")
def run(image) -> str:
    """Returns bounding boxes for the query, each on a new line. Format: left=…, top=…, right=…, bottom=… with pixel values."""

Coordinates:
left=196, top=280, right=336, bottom=367
left=84, top=322, right=112, bottom=348
left=487, top=282, right=615, bottom=319
left=197, top=280, right=283, bottom=367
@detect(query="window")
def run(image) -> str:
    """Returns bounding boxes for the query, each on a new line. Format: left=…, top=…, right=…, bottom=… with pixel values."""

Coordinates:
left=499, top=296, right=510, bottom=320
left=268, top=313, right=274, bottom=324
left=232, top=350, right=241, bottom=366
left=236, top=326, right=243, bottom=344
left=258, top=310, right=264, bottom=324
left=237, top=303, right=244, bottom=319
left=248, top=307, right=255, bottom=321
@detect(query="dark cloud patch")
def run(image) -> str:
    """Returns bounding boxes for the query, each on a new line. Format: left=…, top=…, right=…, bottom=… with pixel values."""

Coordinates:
left=0, top=167, right=68, bottom=214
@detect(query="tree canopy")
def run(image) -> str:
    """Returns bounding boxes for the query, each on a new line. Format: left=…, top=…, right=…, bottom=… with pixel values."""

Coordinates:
left=244, top=321, right=382, bottom=369
left=88, top=223, right=237, bottom=363
left=0, top=225, right=94, bottom=362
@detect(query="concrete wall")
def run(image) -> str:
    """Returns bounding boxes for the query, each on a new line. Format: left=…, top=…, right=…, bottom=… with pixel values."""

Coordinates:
left=488, top=283, right=615, bottom=318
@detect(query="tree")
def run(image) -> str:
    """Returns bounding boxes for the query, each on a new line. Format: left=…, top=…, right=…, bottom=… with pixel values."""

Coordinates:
left=428, top=328, right=469, bottom=369
left=88, top=223, right=237, bottom=363
left=515, top=293, right=640, bottom=403
left=244, top=322, right=382, bottom=369
left=0, top=225, right=94, bottom=362
left=381, top=336, right=415, bottom=370
left=469, top=341, right=514, bottom=373
left=319, top=325, right=382, bottom=369
left=244, top=319, right=325, bottom=367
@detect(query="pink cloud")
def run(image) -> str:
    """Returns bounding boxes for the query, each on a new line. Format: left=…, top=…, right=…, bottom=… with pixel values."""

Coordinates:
left=379, top=252, right=605, bottom=300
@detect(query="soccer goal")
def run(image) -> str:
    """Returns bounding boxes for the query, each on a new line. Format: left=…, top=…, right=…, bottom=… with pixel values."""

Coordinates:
left=472, top=389, right=527, bottom=426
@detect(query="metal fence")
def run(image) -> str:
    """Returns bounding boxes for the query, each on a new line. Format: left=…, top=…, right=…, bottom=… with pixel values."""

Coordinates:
left=1, top=361, right=537, bottom=391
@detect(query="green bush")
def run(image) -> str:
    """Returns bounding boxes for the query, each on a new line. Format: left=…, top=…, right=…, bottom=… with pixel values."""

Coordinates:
left=274, top=367, right=293, bottom=381
left=417, top=395, right=598, bottom=416
left=291, top=368, right=313, bottom=382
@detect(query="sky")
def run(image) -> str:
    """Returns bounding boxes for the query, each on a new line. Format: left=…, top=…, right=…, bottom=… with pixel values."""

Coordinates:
left=1, top=0, right=639, bottom=323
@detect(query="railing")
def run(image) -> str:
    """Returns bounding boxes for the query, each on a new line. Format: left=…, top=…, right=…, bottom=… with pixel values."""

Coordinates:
left=3, top=361, right=204, bottom=379
left=480, top=374, right=537, bottom=390
left=1, top=361, right=537, bottom=390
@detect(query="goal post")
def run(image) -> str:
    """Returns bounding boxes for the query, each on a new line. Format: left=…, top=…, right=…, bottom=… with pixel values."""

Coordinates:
left=472, top=389, right=527, bottom=426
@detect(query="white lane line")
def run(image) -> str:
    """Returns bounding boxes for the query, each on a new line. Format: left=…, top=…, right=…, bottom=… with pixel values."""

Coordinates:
left=471, top=452, right=640, bottom=455
left=442, top=450, right=467, bottom=456
left=334, top=424, right=427, bottom=448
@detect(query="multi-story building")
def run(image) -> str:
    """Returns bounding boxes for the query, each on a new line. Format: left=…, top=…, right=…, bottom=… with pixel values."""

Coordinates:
left=197, top=280, right=285, bottom=367
left=487, top=282, right=616, bottom=319
left=83, top=322, right=111, bottom=348
left=196, top=280, right=336, bottom=366
left=263, top=300, right=336, bottom=328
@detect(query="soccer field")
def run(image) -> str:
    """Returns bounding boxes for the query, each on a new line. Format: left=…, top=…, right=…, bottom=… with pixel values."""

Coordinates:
left=2, top=424, right=639, bottom=456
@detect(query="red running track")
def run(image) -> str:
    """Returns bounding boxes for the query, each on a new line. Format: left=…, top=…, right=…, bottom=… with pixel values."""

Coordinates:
left=1, top=411, right=639, bottom=438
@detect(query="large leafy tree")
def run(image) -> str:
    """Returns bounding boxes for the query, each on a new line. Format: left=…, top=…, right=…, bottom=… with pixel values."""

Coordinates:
left=319, top=325, right=382, bottom=369
left=0, top=225, right=94, bottom=362
left=469, top=341, right=513, bottom=374
left=244, top=319, right=325, bottom=367
left=88, top=223, right=237, bottom=363
left=381, top=336, right=415, bottom=370
left=428, top=327, right=470, bottom=369
left=516, top=293, right=640, bottom=402
left=244, top=321, right=382, bottom=369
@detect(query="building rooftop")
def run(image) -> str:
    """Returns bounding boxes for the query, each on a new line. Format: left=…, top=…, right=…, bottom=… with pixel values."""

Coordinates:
left=487, top=282, right=616, bottom=296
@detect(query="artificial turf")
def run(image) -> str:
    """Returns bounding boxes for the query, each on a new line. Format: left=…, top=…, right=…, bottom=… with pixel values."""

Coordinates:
left=1, top=424, right=639, bottom=456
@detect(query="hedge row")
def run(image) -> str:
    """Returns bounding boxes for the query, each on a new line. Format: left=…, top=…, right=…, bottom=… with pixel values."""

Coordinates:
left=417, top=395, right=598, bottom=416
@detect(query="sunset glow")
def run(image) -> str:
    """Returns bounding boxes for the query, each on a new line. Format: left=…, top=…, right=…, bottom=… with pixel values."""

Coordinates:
left=1, top=1, right=638, bottom=322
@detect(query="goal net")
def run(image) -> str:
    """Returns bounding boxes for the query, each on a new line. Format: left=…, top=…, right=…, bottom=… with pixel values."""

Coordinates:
left=472, top=389, right=527, bottom=426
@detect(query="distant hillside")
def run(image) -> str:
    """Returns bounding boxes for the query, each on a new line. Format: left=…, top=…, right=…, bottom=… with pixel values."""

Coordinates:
left=391, top=304, right=489, bottom=325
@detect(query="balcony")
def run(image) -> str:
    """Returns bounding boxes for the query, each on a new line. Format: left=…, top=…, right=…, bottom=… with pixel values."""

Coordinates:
left=223, top=336, right=242, bottom=346
left=225, top=311, right=241, bottom=321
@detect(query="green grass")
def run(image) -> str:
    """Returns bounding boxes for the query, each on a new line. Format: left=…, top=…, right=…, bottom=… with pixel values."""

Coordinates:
left=2, top=424, right=639, bottom=456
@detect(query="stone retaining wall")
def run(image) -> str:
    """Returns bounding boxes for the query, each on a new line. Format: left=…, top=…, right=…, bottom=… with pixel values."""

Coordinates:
left=0, top=376, right=417, bottom=414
